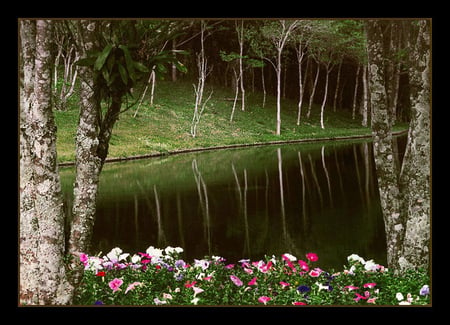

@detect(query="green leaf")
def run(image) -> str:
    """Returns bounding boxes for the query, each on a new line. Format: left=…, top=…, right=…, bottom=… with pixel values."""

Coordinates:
left=95, top=44, right=113, bottom=71
left=118, top=63, right=128, bottom=85
left=175, top=61, right=187, bottom=73
left=133, top=61, right=149, bottom=73
left=74, top=56, right=96, bottom=67
left=118, top=45, right=135, bottom=82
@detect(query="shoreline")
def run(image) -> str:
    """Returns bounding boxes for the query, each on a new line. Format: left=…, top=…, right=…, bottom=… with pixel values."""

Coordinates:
left=59, top=128, right=409, bottom=167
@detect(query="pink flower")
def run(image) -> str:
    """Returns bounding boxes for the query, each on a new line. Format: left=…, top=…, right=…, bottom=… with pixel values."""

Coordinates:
left=243, top=267, right=253, bottom=274
left=298, top=260, right=309, bottom=271
left=248, top=277, right=257, bottom=286
left=184, top=280, right=197, bottom=288
left=354, top=291, right=370, bottom=302
left=306, top=253, right=319, bottom=262
left=279, top=281, right=290, bottom=288
left=79, top=253, right=88, bottom=264
left=344, top=285, right=360, bottom=291
left=225, top=264, right=235, bottom=269
left=363, top=282, right=377, bottom=288
left=293, top=301, right=307, bottom=305
left=125, top=281, right=143, bottom=294
left=192, top=286, right=204, bottom=297
left=308, top=268, right=322, bottom=277
left=367, top=297, right=378, bottom=304
left=230, top=275, right=243, bottom=286
left=108, top=278, right=123, bottom=292
left=258, top=296, right=271, bottom=305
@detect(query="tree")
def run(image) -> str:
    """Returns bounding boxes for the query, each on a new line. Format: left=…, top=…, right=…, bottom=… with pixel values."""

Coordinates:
left=19, top=19, right=73, bottom=305
left=366, top=19, right=430, bottom=273
left=261, top=20, right=299, bottom=135
left=191, top=20, right=213, bottom=138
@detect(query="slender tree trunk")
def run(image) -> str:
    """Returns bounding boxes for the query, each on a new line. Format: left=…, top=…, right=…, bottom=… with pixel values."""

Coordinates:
left=276, top=48, right=282, bottom=135
left=237, top=20, right=245, bottom=111
left=261, top=59, right=266, bottom=108
left=296, top=43, right=306, bottom=125
left=320, top=65, right=330, bottom=129
left=333, top=58, right=343, bottom=112
left=19, top=19, right=72, bottom=305
left=307, top=58, right=320, bottom=119
left=362, top=63, right=369, bottom=127
left=352, top=64, right=361, bottom=119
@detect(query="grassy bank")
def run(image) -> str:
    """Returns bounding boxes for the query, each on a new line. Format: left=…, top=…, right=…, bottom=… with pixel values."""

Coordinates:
left=55, top=80, right=408, bottom=163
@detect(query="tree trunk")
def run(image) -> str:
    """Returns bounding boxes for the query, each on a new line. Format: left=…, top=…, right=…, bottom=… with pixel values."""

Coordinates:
left=307, top=58, right=320, bottom=119
left=68, top=21, right=102, bottom=279
left=237, top=20, right=245, bottom=111
left=352, top=63, right=361, bottom=119
left=366, top=20, right=405, bottom=271
left=397, top=20, right=431, bottom=273
left=320, top=65, right=330, bottom=129
left=362, top=63, right=370, bottom=127
left=333, top=58, right=343, bottom=112
left=19, top=19, right=73, bottom=305
left=276, top=48, right=282, bottom=135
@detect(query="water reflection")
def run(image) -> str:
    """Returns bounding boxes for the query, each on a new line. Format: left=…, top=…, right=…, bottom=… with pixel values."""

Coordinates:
left=59, top=137, right=406, bottom=270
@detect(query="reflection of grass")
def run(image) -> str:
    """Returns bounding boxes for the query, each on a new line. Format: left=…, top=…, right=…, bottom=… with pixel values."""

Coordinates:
left=55, top=80, right=408, bottom=163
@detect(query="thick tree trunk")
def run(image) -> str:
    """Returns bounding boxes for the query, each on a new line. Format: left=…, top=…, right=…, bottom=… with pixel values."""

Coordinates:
left=366, top=19, right=431, bottom=273
left=366, top=20, right=404, bottom=271
left=19, top=20, right=73, bottom=305
left=69, top=21, right=102, bottom=281
left=397, top=20, right=431, bottom=273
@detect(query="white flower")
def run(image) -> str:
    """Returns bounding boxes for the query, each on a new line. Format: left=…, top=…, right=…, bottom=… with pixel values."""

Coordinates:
left=347, top=254, right=365, bottom=264
left=131, top=254, right=141, bottom=264
left=315, top=282, right=329, bottom=291
left=283, top=253, right=297, bottom=261
left=146, top=246, right=163, bottom=258
left=399, top=300, right=411, bottom=305
left=364, top=260, right=378, bottom=271
left=191, top=297, right=200, bottom=305
left=106, top=247, right=129, bottom=262
left=396, top=292, right=404, bottom=301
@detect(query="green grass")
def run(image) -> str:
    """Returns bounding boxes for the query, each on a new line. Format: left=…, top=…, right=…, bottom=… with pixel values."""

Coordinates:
left=54, top=80, right=408, bottom=163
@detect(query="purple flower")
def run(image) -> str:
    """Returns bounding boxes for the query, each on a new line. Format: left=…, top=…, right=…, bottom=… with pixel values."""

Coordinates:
left=420, top=285, right=430, bottom=296
left=94, top=300, right=104, bottom=305
left=297, top=285, right=311, bottom=293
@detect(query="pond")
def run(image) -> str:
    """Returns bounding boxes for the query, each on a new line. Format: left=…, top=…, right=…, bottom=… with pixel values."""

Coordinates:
left=60, top=136, right=406, bottom=271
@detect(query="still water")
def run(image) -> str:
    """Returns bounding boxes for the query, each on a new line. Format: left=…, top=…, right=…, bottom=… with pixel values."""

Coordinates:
left=60, top=137, right=406, bottom=270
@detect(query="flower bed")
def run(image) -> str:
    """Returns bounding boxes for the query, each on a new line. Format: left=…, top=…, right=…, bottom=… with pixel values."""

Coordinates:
left=74, top=246, right=430, bottom=306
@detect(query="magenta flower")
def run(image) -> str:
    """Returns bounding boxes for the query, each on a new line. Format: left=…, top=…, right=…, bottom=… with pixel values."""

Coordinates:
left=306, top=253, right=319, bottom=262
left=363, top=282, right=377, bottom=289
left=279, top=281, right=290, bottom=288
left=292, top=301, right=307, bottom=305
left=248, top=277, right=257, bottom=286
left=230, top=275, right=243, bottom=286
left=108, top=278, right=123, bottom=292
left=298, top=260, right=309, bottom=272
left=344, top=285, right=359, bottom=291
left=258, top=296, right=271, bottom=305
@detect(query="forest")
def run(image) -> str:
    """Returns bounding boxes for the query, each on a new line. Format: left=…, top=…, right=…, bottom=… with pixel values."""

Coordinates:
left=19, top=18, right=430, bottom=305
